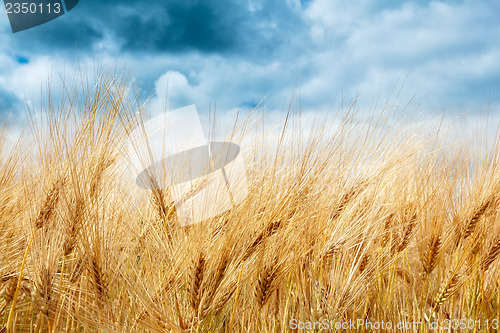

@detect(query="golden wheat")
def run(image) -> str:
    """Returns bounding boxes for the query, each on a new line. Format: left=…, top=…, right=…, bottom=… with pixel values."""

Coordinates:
left=0, top=70, right=498, bottom=332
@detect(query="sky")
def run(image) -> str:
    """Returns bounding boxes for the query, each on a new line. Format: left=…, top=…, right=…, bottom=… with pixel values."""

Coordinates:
left=0, top=0, right=499, bottom=129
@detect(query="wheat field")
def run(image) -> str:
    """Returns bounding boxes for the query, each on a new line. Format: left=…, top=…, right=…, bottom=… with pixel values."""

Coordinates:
left=0, top=71, right=499, bottom=332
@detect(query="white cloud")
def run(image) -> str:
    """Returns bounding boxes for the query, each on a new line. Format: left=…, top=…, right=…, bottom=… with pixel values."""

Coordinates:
left=304, top=0, right=370, bottom=42
left=298, top=0, right=500, bottom=111
left=1, top=0, right=498, bottom=142
left=4, top=57, right=56, bottom=100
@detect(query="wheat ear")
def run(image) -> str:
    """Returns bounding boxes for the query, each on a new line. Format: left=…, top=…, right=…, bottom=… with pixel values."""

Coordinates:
left=422, top=234, right=442, bottom=274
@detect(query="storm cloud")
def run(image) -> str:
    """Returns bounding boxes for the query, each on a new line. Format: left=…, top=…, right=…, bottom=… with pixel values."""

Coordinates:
left=0, top=0, right=499, bottom=122
left=5, top=0, right=305, bottom=56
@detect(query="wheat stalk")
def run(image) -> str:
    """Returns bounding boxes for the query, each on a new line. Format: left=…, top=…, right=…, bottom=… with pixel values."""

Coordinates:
left=463, top=199, right=491, bottom=241
left=189, top=252, right=205, bottom=312
left=393, top=214, right=417, bottom=253
left=433, top=271, right=461, bottom=309
left=481, top=238, right=500, bottom=272
left=255, top=257, right=278, bottom=308
left=35, top=177, right=65, bottom=229
left=422, top=234, right=442, bottom=274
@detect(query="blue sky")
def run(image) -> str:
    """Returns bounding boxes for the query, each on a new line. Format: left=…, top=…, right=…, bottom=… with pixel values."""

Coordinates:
left=0, top=0, right=499, bottom=124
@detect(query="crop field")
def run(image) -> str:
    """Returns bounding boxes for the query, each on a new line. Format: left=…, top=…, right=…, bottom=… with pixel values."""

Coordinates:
left=0, top=72, right=499, bottom=332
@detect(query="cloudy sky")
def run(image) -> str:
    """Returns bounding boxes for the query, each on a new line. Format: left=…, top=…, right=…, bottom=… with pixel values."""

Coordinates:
left=0, top=0, right=499, bottom=127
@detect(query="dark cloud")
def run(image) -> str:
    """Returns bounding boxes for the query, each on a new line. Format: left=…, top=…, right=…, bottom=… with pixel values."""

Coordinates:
left=6, top=0, right=305, bottom=56
left=119, top=2, right=238, bottom=53
left=115, top=0, right=304, bottom=55
left=9, top=15, right=103, bottom=54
